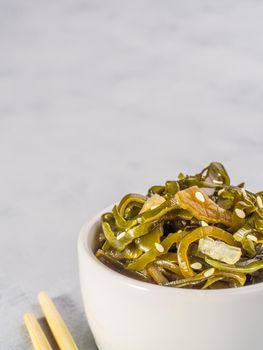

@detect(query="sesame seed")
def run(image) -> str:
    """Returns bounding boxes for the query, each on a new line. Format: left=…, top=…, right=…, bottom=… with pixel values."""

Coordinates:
left=195, top=191, right=205, bottom=203
left=257, top=196, right=263, bottom=209
left=235, top=208, right=246, bottom=219
left=218, top=188, right=225, bottom=196
left=128, top=228, right=135, bottom=238
left=217, top=173, right=222, bottom=177
left=137, top=218, right=142, bottom=224
left=191, top=262, right=202, bottom=270
left=155, top=242, right=164, bottom=253
left=241, top=188, right=247, bottom=198
left=247, top=234, right=257, bottom=242
left=117, top=232, right=126, bottom=240
left=204, top=268, right=215, bottom=278
left=212, top=179, right=223, bottom=184
left=200, top=221, right=208, bottom=227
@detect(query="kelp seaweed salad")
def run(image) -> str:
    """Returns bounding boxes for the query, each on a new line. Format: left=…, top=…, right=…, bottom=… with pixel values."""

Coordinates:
left=96, top=162, right=263, bottom=289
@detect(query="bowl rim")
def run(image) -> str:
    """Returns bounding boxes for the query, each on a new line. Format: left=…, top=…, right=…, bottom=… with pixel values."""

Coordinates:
left=78, top=205, right=263, bottom=296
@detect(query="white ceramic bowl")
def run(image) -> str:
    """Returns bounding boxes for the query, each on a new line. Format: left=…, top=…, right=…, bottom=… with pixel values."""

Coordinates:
left=78, top=206, right=263, bottom=350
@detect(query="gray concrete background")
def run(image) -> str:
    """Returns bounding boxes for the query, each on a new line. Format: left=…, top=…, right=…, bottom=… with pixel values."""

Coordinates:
left=1, top=0, right=263, bottom=348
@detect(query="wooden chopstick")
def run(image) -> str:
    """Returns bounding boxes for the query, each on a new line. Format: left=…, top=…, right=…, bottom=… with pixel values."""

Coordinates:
left=24, top=313, right=53, bottom=350
left=38, top=291, right=79, bottom=350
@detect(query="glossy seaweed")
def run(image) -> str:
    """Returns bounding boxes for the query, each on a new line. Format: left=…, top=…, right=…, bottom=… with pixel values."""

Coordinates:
left=96, top=162, right=263, bottom=289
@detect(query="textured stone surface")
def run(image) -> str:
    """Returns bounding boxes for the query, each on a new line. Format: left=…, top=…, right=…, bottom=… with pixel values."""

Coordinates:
left=1, top=0, right=263, bottom=348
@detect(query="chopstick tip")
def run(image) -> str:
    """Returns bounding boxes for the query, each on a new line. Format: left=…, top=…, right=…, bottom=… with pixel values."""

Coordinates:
left=38, top=290, right=48, bottom=302
left=23, top=312, right=33, bottom=323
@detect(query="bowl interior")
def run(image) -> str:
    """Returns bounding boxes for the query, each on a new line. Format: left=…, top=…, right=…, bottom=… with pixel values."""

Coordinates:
left=80, top=207, right=263, bottom=295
